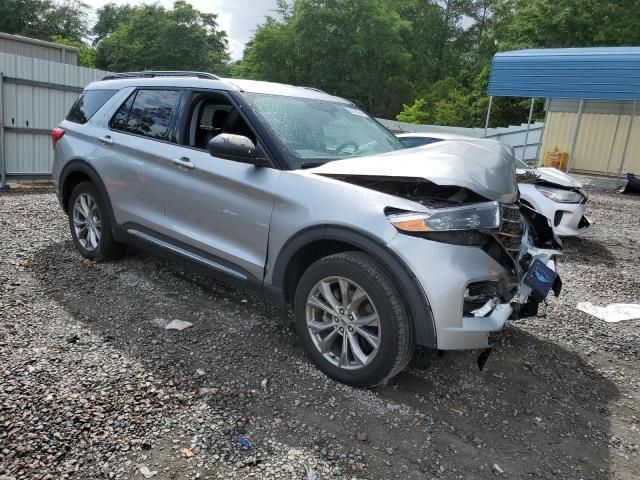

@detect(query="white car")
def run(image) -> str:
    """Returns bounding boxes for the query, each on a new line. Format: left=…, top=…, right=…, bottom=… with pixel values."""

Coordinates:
left=397, top=132, right=592, bottom=237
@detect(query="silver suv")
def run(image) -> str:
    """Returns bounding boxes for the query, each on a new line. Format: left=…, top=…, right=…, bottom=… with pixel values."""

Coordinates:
left=52, top=72, right=561, bottom=387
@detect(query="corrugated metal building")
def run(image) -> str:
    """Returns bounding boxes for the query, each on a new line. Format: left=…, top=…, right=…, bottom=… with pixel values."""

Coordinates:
left=487, top=48, right=640, bottom=175
left=1, top=38, right=107, bottom=186
left=0, top=32, right=79, bottom=65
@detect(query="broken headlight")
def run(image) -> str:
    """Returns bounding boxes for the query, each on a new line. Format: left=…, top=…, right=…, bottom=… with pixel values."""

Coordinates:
left=387, top=201, right=500, bottom=232
left=535, top=185, right=583, bottom=203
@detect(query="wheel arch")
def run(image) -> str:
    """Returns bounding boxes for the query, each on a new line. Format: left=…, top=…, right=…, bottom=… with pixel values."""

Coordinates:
left=269, top=225, right=437, bottom=348
left=59, top=160, right=116, bottom=223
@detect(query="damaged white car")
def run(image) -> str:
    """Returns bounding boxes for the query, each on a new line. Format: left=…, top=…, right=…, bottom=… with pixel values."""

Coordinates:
left=397, top=132, right=593, bottom=237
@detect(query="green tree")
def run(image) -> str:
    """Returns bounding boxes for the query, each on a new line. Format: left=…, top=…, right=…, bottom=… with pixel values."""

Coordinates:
left=95, top=1, right=229, bottom=74
left=492, top=0, right=640, bottom=49
left=0, top=0, right=90, bottom=42
left=92, top=2, right=140, bottom=45
left=50, top=35, right=96, bottom=67
left=234, top=0, right=412, bottom=118
left=390, top=0, right=447, bottom=90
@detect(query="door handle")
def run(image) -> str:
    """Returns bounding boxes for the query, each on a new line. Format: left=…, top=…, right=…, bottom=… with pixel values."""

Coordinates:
left=98, top=135, right=113, bottom=145
left=172, top=157, right=195, bottom=170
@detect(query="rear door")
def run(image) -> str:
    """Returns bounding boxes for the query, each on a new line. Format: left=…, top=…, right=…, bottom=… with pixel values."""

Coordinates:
left=98, top=88, right=186, bottom=232
left=161, top=89, right=281, bottom=282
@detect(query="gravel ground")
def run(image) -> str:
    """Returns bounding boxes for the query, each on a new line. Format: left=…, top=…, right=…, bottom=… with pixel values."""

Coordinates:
left=1, top=180, right=639, bottom=480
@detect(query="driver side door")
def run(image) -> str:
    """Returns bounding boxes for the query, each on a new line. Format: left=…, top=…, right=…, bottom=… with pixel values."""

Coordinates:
left=161, top=89, right=281, bottom=282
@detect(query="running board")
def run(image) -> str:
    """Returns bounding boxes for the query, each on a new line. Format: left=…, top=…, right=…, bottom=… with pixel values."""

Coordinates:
left=126, top=228, right=247, bottom=281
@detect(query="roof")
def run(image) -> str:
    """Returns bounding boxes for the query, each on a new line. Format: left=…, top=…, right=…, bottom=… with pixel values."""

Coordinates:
left=487, top=48, right=640, bottom=100
left=0, top=31, right=79, bottom=52
left=87, top=73, right=351, bottom=103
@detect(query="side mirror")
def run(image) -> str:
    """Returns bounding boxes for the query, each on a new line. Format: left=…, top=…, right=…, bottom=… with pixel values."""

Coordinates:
left=207, top=133, right=270, bottom=167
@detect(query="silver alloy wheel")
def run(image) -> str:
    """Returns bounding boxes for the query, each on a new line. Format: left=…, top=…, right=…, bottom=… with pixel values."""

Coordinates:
left=305, top=276, right=381, bottom=370
left=72, top=193, right=102, bottom=251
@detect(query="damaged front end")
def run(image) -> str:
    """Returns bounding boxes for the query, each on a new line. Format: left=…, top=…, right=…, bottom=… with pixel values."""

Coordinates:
left=319, top=173, right=562, bottom=323
left=309, top=139, right=562, bottom=354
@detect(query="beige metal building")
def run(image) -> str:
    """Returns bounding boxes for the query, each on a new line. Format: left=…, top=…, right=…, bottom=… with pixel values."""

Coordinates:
left=541, top=99, right=640, bottom=175
left=0, top=32, right=79, bottom=65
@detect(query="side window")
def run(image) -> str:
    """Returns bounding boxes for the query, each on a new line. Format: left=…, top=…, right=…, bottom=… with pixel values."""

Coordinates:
left=66, top=89, right=117, bottom=124
left=109, top=92, right=136, bottom=131
left=187, top=92, right=256, bottom=150
left=127, top=90, right=180, bottom=139
left=109, top=89, right=180, bottom=140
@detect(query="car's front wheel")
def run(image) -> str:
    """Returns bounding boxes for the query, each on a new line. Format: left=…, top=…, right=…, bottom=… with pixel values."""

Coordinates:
left=68, top=181, right=124, bottom=261
left=294, top=252, right=414, bottom=387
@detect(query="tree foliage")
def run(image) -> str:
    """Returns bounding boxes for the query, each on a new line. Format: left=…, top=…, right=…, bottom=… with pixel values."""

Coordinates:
left=235, top=0, right=412, bottom=117
left=234, top=0, right=640, bottom=126
left=94, top=1, right=229, bottom=74
left=0, top=0, right=90, bottom=42
left=50, top=35, right=95, bottom=67
left=2, top=0, right=639, bottom=127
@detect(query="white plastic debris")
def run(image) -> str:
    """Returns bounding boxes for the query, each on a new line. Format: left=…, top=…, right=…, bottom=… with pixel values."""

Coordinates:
left=138, top=465, right=157, bottom=478
left=165, top=319, right=194, bottom=330
left=471, top=298, right=498, bottom=317
left=304, top=465, right=319, bottom=480
left=576, top=302, right=640, bottom=323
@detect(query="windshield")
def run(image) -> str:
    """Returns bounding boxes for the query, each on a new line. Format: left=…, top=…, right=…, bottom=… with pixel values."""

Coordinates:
left=515, top=158, right=531, bottom=170
left=243, top=93, right=403, bottom=167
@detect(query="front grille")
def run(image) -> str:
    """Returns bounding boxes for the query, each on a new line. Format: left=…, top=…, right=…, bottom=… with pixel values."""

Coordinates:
left=496, top=203, right=525, bottom=257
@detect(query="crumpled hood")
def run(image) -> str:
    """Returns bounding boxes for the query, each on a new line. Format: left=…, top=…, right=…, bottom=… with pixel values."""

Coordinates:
left=309, top=139, right=518, bottom=203
left=533, top=167, right=582, bottom=188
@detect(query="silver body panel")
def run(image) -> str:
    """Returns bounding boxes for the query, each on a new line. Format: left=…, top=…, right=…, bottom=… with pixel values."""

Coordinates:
left=53, top=76, right=557, bottom=352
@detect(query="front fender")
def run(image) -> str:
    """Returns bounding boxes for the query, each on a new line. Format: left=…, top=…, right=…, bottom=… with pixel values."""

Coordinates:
left=268, top=225, right=437, bottom=348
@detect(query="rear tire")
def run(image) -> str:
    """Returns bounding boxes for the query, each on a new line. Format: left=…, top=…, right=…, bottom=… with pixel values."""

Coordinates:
left=68, top=181, right=124, bottom=261
left=294, top=252, right=414, bottom=387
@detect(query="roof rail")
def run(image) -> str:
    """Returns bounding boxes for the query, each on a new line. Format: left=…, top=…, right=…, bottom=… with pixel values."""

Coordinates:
left=101, top=71, right=220, bottom=81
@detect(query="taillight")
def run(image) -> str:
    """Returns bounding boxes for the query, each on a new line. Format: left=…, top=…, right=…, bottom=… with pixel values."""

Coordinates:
left=51, top=127, right=65, bottom=147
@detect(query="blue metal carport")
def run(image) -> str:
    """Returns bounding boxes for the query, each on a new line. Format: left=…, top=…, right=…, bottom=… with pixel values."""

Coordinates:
left=485, top=47, right=640, bottom=172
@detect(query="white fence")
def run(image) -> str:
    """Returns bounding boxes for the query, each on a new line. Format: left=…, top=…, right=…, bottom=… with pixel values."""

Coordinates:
left=0, top=52, right=108, bottom=186
left=378, top=118, right=545, bottom=164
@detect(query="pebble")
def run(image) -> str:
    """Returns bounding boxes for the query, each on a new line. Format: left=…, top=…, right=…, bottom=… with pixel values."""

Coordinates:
left=0, top=181, right=638, bottom=479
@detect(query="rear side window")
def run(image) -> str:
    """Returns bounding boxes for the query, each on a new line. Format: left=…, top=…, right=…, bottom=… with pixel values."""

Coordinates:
left=66, top=89, right=117, bottom=124
left=110, top=89, right=180, bottom=140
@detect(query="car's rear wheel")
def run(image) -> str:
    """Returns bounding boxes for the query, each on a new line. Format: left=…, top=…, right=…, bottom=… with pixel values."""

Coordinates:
left=68, top=181, right=124, bottom=261
left=294, top=252, right=414, bottom=387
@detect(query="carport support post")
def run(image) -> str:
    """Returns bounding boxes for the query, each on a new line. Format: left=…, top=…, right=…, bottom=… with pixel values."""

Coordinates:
left=566, top=99, right=585, bottom=173
left=617, top=100, right=637, bottom=178
left=534, top=99, right=549, bottom=167
left=484, top=96, right=493, bottom=137
left=0, top=72, right=7, bottom=190
left=605, top=112, right=622, bottom=174
left=521, top=97, right=536, bottom=162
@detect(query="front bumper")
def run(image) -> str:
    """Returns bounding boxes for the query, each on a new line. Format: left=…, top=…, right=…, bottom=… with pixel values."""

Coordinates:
left=388, top=234, right=559, bottom=350
left=521, top=186, right=592, bottom=237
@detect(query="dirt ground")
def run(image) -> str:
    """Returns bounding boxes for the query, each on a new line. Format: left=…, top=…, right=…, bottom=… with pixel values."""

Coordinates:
left=1, top=179, right=638, bottom=480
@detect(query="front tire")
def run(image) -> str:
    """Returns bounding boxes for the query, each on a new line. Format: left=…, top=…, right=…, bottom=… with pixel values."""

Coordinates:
left=68, top=181, right=124, bottom=261
left=294, top=252, right=414, bottom=387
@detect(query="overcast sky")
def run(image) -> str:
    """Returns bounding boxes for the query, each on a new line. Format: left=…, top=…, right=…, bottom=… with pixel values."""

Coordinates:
left=85, top=0, right=279, bottom=60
